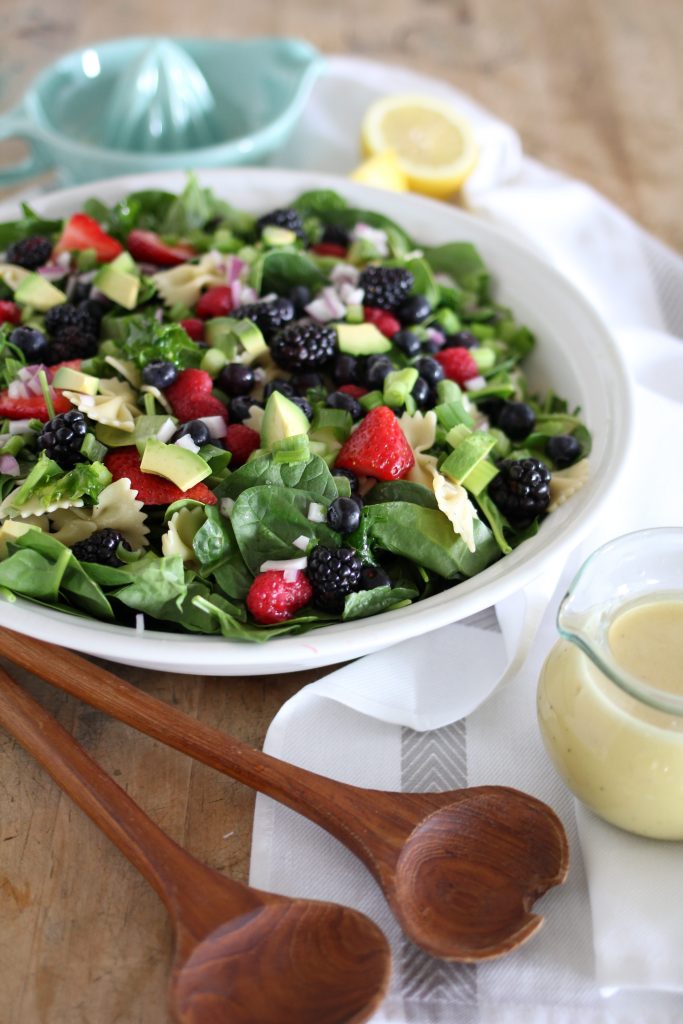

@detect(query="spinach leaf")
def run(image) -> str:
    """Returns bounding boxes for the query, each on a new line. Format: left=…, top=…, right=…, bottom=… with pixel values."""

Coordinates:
left=332, top=208, right=413, bottom=256
left=404, top=255, right=440, bottom=307
left=192, top=505, right=234, bottom=570
left=292, top=189, right=349, bottom=219
left=211, top=551, right=253, bottom=601
left=193, top=593, right=326, bottom=642
left=365, top=480, right=438, bottom=509
left=0, top=548, right=66, bottom=601
left=218, top=454, right=339, bottom=504
left=250, top=250, right=325, bottom=295
left=423, top=242, right=490, bottom=300
left=342, top=585, right=417, bottom=621
left=0, top=204, right=63, bottom=248
left=362, top=502, right=499, bottom=578
left=231, top=486, right=339, bottom=575
left=114, top=555, right=187, bottom=618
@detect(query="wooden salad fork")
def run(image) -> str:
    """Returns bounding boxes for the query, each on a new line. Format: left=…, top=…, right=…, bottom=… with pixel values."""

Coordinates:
left=0, top=664, right=391, bottom=1024
left=0, top=628, right=569, bottom=962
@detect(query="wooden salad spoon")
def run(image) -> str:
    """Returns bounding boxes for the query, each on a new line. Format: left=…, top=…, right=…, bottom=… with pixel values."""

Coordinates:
left=0, top=666, right=391, bottom=1024
left=0, top=628, right=569, bottom=962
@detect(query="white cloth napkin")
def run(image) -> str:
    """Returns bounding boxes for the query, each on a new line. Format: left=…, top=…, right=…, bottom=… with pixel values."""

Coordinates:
left=252, top=56, right=683, bottom=1022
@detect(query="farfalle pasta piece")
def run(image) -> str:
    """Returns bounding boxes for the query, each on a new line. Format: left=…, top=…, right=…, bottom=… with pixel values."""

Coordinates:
left=161, top=505, right=205, bottom=563
left=0, top=493, right=85, bottom=519
left=152, top=253, right=226, bottom=308
left=64, top=377, right=141, bottom=433
left=548, top=458, right=590, bottom=512
left=50, top=478, right=149, bottom=549
left=104, top=356, right=142, bottom=389
left=432, top=472, right=478, bottom=553
left=399, top=410, right=439, bottom=488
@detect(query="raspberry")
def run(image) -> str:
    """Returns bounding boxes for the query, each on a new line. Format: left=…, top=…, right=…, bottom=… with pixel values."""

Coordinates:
left=335, top=405, right=415, bottom=481
left=165, top=368, right=228, bottom=422
left=224, top=424, right=261, bottom=467
left=5, top=235, right=53, bottom=270
left=196, top=286, right=233, bottom=320
left=256, top=207, right=306, bottom=241
left=246, top=570, right=313, bottom=624
left=0, top=301, right=21, bottom=326
left=270, top=322, right=336, bottom=372
left=231, top=298, right=295, bottom=340
left=434, top=347, right=479, bottom=385
left=180, top=318, right=205, bottom=341
left=337, top=384, right=368, bottom=399
left=488, top=458, right=551, bottom=528
left=71, top=529, right=132, bottom=567
left=363, top=306, right=401, bottom=338
left=307, top=545, right=363, bottom=612
left=358, top=266, right=413, bottom=311
left=37, top=409, right=88, bottom=469
left=310, top=242, right=347, bottom=258
left=104, top=447, right=217, bottom=506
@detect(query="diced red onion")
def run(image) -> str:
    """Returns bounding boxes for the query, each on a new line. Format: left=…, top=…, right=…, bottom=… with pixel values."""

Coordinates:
left=0, top=434, right=9, bottom=448
left=227, top=256, right=246, bottom=284
left=350, top=223, right=389, bottom=256
left=220, top=497, right=235, bottom=517
left=8, top=380, right=29, bottom=399
left=135, top=613, right=145, bottom=633
left=155, top=418, right=177, bottom=443
left=339, top=283, right=364, bottom=306
left=465, top=375, right=487, bottom=391
left=154, top=307, right=164, bottom=323
left=307, top=501, right=326, bottom=523
left=26, top=376, right=45, bottom=396
left=0, top=454, right=20, bottom=476
left=330, top=263, right=360, bottom=287
left=37, top=265, right=67, bottom=282
left=196, top=415, right=228, bottom=439
left=174, top=434, right=200, bottom=453
left=55, top=251, right=72, bottom=270
left=260, top=556, right=308, bottom=573
left=425, top=327, right=446, bottom=347
left=292, top=535, right=310, bottom=551
left=8, top=419, right=34, bottom=434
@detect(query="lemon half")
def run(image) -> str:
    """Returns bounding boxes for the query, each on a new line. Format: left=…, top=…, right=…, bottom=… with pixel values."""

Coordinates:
left=360, top=94, right=478, bottom=199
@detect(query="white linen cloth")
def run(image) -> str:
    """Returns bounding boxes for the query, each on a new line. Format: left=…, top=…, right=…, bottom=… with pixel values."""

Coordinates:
left=251, top=57, right=683, bottom=1022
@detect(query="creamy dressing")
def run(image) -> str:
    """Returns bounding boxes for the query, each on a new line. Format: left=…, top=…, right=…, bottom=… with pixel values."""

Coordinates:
left=538, top=595, right=683, bottom=839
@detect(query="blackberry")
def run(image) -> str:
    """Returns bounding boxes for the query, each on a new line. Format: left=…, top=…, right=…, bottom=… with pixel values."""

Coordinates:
left=37, top=409, right=88, bottom=469
left=358, top=266, right=414, bottom=311
left=77, top=299, right=105, bottom=330
left=256, top=207, right=306, bottom=241
left=44, top=303, right=81, bottom=337
left=231, top=297, right=295, bottom=340
left=6, top=235, right=53, bottom=270
left=489, top=458, right=551, bottom=528
left=321, top=223, right=350, bottom=247
left=71, top=529, right=132, bottom=568
left=307, top=544, right=363, bottom=612
left=45, top=324, right=99, bottom=364
left=270, top=322, right=336, bottom=372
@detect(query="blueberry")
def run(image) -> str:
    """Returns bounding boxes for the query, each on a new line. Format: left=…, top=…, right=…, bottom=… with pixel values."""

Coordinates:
left=290, top=395, right=313, bottom=420
left=9, top=325, right=48, bottom=361
left=263, top=378, right=296, bottom=399
left=331, top=466, right=359, bottom=495
left=289, top=284, right=311, bottom=314
left=445, top=330, right=479, bottom=349
left=364, top=354, right=393, bottom=388
left=326, top=391, right=363, bottom=420
left=397, top=294, right=432, bottom=325
left=411, top=376, right=431, bottom=409
left=292, top=371, right=323, bottom=394
left=422, top=337, right=444, bottom=354
left=171, top=419, right=211, bottom=446
left=333, top=353, right=359, bottom=385
left=415, top=356, right=444, bottom=387
left=229, top=396, right=262, bottom=423
left=217, top=363, right=255, bottom=396
left=497, top=401, right=536, bottom=441
left=392, top=329, right=421, bottom=358
left=546, top=433, right=582, bottom=468
left=142, top=360, right=178, bottom=390
left=327, top=496, right=362, bottom=534
left=475, top=396, right=505, bottom=425
left=360, top=565, right=392, bottom=589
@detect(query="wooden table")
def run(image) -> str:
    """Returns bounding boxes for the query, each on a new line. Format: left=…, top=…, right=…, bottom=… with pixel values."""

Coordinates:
left=1, top=2, right=681, bottom=1021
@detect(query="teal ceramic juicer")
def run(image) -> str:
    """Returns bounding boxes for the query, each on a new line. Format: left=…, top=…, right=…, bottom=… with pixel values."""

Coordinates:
left=0, top=37, right=324, bottom=186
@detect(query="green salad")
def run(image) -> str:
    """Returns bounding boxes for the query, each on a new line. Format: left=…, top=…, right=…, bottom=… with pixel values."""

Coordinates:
left=0, top=176, right=591, bottom=641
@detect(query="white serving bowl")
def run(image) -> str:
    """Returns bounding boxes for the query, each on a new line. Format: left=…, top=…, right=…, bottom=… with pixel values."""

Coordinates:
left=0, top=169, right=633, bottom=674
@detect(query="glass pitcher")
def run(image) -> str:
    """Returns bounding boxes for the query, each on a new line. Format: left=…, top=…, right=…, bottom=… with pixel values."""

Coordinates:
left=537, top=527, right=683, bottom=839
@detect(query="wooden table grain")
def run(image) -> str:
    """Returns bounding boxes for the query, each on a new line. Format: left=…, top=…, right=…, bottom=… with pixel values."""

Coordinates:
left=0, top=2, right=682, bottom=1021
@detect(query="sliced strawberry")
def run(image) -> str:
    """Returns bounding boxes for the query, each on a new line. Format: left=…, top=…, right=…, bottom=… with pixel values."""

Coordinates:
left=335, top=405, right=414, bottom=481
left=338, top=384, right=368, bottom=399
left=180, top=318, right=205, bottom=341
left=0, top=301, right=21, bottom=326
left=47, top=359, right=82, bottom=380
left=364, top=306, right=401, bottom=339
left=53, top=213, right=123, bottom=263
left=165, top=368, right=229, bottom=422
left=224, top=424, right=260, bottom=468
left=195, top=286, right=233, bottom=320
left=246, top=570, right=313, bottom=625
left=0, top=389, right=72, bottom=422
left=104, top=447, right=217, bottom=506
left=435, top=347, right=479, bottom=385
left=310, top=242, right=348, bottom=258
left=126, top=229, right=196, bottom=267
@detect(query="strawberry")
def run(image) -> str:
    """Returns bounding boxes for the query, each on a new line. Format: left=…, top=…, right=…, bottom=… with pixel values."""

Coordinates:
left=195, top=286, right=233, bottom=320
left=363, top=306, right=401, bottom=339
left=180, top=318, right=205, bottom=342
left=0, top=389, right=72, bottom=422
left=338, top=384, right=368, bottom=399
left=310, top=242, right=348, bottom=258
left=46, top=359, right=82, bottom=379
left=126, top=229, right=196, bottom=266
left=0, top=301, right=21, bottom=326
left=165, top=369, right=229, bottom=422
left=224, top=424, right=260, bottom=468
left=104, top=448, right=217, bottom=506
left=246, top=570, right=313, bottom=625
left=435, top=347, right=479, bottom=385
left=335, top=405, right=414, bottom=481
left=52, top=213, right=123, bottom=263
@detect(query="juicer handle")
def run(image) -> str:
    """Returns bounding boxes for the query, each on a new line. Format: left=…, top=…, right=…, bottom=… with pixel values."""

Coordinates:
left=0, top=105, right=54, bottom=186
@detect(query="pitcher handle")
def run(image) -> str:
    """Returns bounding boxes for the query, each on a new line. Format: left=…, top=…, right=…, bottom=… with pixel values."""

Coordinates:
left=0, top=106, right=54, bottom=186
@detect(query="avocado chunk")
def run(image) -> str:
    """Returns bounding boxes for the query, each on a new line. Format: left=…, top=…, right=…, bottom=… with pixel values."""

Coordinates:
left=93, top=262, right=140, bottom=310
left=110, top=251, right=138, bottom=275
left=13, top=273, right=67, bottom=311
left=261, top=391, right=311, bottom=448
left=261, top=225, right=297, bottom=247
left=205, top=317, right=268, bottom=364
left=336, top=322, right=392, bottom=356
left=140, top=438, right=211, bottom=490
left=51, top=366, right=100, bottom=395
